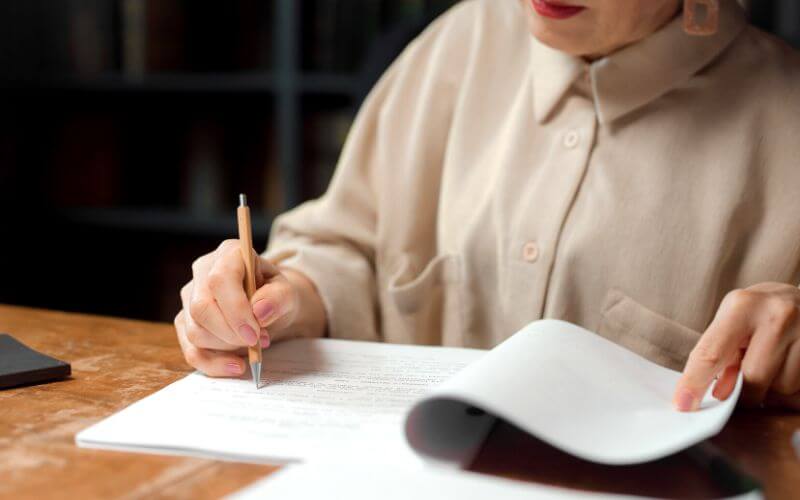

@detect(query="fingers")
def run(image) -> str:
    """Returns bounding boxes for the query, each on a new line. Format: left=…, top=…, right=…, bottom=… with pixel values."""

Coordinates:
left=184, top=310, right=240, bottom=351
left=741, top=291, right=798, bottom=406
left=175, top=241, right=291, bottom=378
left=674, top=290, right=754, bottom=411
left=772, top=340, right=800, bottom=396
left=190, top=252, right=214, bottom=284
left=255, top=254, right=282, bottom=287
left=175, top=310, right=247, bottom=377
left=183, top=342, right=247, bottom=377
left=189, top=281, right=250, bottom=347
left=176, top=242, right=305, bottom=377
left=738, top=320, right=791, bottom=406
left=205, top=242, right=261, bottom=346
left=183, top=275, right=250, bottom=349
left=187, top=322, right=269, bottom=350
left=711, top=350, right=743, bottom=401
left=675, top=286, right=800, bottom=412
left=182, top=242, right=263, bottom=349
left=251, top=275, right=298, bottom=335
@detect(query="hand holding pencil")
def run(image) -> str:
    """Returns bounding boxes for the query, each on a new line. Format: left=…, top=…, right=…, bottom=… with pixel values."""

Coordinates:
left=173, top=195, right=327, bottom=382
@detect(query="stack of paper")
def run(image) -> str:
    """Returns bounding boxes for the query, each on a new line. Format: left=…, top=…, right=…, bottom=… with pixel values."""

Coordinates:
left=76, top=320, right=744, bottom=496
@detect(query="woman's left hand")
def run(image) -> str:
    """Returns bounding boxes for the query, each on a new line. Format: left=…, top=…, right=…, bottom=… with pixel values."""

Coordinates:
left=673, top=282, right=800, bottom=412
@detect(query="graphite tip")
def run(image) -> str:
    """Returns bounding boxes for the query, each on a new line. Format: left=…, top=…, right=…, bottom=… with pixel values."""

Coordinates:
left=239, top=193, right=248, bottom=207
left=251, top=361, right=262, bottom=389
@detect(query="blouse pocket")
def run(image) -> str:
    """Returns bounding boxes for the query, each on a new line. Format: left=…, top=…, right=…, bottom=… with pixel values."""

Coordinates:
left=596, top=289, right=702, bottom=372
left=385, top=254, right=462, bottom=345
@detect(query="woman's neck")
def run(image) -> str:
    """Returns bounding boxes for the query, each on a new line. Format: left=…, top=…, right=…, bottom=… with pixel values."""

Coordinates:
left=581, top=2, right=683, bottom=63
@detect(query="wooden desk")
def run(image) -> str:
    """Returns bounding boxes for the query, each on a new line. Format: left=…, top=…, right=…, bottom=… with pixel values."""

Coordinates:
left=1, top=305, right=798, bottom=499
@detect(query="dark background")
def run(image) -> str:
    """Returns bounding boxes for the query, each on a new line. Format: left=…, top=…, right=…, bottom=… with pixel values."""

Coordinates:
left=0, top=0, right=798, bottom=323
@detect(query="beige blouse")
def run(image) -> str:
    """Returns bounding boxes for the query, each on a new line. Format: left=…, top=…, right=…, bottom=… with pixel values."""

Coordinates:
left=265, top=0, right=800, bottom=371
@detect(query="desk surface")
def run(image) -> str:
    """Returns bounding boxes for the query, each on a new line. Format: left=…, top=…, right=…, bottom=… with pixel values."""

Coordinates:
left=0, top=304, right=798, bottom=499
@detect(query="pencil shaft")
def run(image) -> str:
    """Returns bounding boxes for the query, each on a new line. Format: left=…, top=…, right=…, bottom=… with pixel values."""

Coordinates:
left=237, top=198, right=262, bottom=388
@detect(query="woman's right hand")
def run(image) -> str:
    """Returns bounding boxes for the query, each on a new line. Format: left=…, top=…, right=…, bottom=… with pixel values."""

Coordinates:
left=174, top=239, right=327, bottom=377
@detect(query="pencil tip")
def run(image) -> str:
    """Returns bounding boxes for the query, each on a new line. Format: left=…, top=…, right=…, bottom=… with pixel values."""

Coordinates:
left=239, top=193, right=247, bottom=207
left=251, top=361, right=261, bottom=389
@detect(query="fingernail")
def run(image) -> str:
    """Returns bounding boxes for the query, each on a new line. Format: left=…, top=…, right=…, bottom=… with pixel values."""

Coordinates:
left=260, top=335, right=271, bottom=348
left=225, top=362, right=242, bottom=375
left=712, top=383, right=724, bottom=400
left=238, top=324, right=259, bottom=346
left=675, top=389, right=697, bottom=412
left=253, top=300, right=276, bottom=323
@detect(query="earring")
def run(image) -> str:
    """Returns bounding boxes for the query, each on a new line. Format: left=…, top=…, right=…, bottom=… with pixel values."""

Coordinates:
left=684, top=0, right=720, bottom=36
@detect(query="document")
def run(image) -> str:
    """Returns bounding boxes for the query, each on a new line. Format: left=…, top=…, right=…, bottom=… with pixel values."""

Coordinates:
left=76, top=338, right=484, bottom=464
left=77, top=320, right=741, bottom=467
left=406, top=320, right=741, bottom=465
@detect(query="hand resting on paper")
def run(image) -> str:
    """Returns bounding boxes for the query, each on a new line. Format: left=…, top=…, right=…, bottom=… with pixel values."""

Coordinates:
left=674, top=283, right=800, bottom=412
left=174, top=239, right=327, bottom=377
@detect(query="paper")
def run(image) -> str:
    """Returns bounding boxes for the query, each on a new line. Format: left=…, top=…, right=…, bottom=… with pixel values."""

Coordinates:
left=77, top=319, right=742, bottom=468
left=227, top=463, right=644, bottom=500
left=406, top=320, right=742, bottom=465
left=76, top=338, right=484, bottom=464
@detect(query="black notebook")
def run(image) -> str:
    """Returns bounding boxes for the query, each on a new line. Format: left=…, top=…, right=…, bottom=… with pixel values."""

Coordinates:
left=0, top=334, right=71, bottom=389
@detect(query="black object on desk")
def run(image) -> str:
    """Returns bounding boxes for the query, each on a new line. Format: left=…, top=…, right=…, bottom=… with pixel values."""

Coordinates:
left=0, top=333, right=71, bottom=389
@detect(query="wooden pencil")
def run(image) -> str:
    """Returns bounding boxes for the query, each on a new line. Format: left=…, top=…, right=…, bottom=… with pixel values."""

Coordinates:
left=237, top=194, right=262, bottom=388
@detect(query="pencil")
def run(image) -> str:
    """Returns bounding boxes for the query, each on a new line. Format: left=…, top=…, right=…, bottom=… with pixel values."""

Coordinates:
left=237, top=194, right=262, bottom=389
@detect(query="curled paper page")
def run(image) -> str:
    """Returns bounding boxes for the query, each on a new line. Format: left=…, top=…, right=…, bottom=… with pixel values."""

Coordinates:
left=405, top=320, right=742, bottom=466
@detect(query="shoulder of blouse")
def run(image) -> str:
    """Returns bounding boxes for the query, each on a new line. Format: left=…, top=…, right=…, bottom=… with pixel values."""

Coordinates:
left=717, top=26, right=800, bottom=162
left=724, top=25, right=800, bottom=103
left=366, top=0, right=528, bottom=130
left=387, top=0, right=527, bottom=87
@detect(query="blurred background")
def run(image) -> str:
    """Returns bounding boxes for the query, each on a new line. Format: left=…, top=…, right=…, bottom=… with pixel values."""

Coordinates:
left=0, top=0, right=798, bottom=324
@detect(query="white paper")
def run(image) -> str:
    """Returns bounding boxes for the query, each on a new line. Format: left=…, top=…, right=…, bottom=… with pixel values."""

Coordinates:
left=406, top=320, right=742, bottom=465
left=77, top=319, right=742, bottom=469
left=75, top=338, right=484, bottom=464
left=227, top=463, right=645, bottom=500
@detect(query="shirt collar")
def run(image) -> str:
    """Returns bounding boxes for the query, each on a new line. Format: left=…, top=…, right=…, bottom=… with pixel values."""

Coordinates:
left=530, top=0, right=747, bottom=125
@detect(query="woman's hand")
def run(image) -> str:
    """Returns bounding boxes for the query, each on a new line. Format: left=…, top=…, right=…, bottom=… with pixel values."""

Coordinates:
left=174, top=240, right=327, bottom=377
left=674, top=283, right=800, bottom=411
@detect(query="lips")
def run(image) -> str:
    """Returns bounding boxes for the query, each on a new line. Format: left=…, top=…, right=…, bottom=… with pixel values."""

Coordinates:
left=531, top=0, right=586, bottom=19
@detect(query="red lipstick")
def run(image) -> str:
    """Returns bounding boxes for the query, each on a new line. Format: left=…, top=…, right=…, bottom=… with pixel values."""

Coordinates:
left=531, top=0, right=586, bottom=19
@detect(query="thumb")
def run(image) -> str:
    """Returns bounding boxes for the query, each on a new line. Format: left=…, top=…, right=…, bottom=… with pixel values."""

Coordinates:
left=251, top=275, right=298, bottom=335
left=254, top=253, right=281, bottom=287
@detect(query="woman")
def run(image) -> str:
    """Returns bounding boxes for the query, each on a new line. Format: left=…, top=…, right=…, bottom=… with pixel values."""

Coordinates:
left=174, top=0, right=800, bottom=412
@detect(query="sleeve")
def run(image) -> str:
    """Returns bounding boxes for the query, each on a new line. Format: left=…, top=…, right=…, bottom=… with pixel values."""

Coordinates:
left=263, top=5, right=470, bottom=341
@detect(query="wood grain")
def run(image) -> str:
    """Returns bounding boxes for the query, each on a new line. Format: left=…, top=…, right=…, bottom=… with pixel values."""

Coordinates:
left=0, top=304, right=798, bottom=499
left=0, top=305, right=275, bottom=500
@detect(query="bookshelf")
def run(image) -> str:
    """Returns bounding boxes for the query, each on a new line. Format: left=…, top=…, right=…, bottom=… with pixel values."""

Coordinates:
left=11, top=72, right=362, bottom=102
left=0, top=0, right=458, bottom=321
left=1, top=0, right=455, bottom=221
